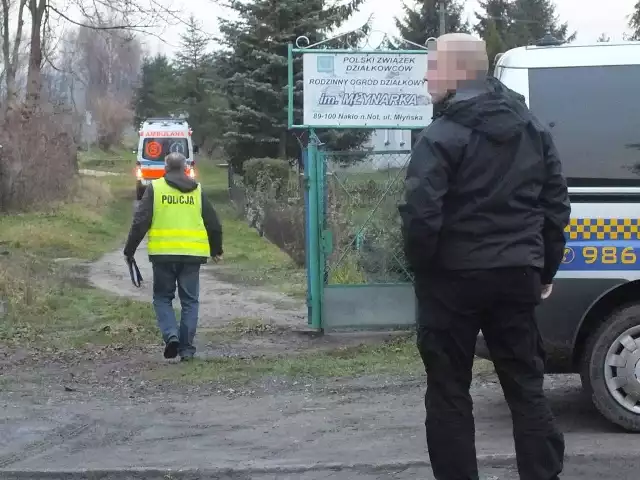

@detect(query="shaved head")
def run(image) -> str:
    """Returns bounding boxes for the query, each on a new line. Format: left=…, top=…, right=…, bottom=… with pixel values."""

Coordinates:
left=426, top=33, right=489, bottom=102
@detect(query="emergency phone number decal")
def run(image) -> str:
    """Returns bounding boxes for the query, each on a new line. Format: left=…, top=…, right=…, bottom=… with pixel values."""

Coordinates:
left=561, top=243, right=640, bottom=270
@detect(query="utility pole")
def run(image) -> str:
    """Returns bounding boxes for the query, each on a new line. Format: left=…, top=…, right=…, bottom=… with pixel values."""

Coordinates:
left=438, top=1, right=446, bottom=36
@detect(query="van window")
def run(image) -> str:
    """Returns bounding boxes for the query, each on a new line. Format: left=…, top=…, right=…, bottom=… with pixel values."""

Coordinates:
left=142, top=137, right=190, bottom=161
left=528, top=65, right=640, bottom=186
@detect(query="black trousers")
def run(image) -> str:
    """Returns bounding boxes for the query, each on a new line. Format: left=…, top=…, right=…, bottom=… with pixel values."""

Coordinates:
left=415, top=267, right=565, bottom=480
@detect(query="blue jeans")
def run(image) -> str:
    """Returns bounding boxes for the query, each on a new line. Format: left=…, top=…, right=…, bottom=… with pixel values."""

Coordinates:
left=152, top=262, right=200, bottom=358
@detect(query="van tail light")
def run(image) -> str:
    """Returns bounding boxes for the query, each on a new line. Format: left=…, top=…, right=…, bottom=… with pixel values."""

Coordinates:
left=187, top=160, right=196, bottom=179
left=135, top=161, right=142, bottom=180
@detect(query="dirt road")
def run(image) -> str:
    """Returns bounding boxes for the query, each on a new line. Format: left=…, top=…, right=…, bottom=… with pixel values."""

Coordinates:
left=0, top=373, right=635, bottom=475
left=89, top=242, right=307, bottom=329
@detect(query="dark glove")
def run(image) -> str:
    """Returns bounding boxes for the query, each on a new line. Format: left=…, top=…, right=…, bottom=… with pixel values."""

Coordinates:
left=125, top=255, right=143, bottom=287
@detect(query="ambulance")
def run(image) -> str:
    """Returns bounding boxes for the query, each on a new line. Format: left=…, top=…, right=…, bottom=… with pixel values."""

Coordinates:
left=475, top=38, right=640, bottom=431
left=134, top=117, right=199, bottom=200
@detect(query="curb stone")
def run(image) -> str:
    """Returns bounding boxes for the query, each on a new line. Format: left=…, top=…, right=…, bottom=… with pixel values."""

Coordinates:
left=1, top=452, right=637, bottom=479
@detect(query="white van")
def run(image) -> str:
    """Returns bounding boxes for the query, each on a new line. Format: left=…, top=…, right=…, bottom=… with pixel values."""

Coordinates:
left=134, top=117, right=199, bottom=200
left=475, top=39, right=640, bottom=431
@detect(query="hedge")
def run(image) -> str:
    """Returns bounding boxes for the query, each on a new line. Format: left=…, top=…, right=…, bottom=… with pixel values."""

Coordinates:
left=242, top=158, right=290, bottom=191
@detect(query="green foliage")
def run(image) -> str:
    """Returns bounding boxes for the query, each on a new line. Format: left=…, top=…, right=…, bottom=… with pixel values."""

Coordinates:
left=243, top=158, right=291, bottom=191
left=215, top=0, right=370, bottom=171
left=474, top=0, right=575, bottom=69
left=394, top=0, right=469, bottom=47
left=484, top=19, right=508, bottom=68
left=630, top=1, right=640, bottom=40
left=131, top=17, right=227, bottom=155
left=133, top=54, right=178, bottom=127
left=174, top=16, right=228, bottom=153
left=510, top=0, right=575, bottom=44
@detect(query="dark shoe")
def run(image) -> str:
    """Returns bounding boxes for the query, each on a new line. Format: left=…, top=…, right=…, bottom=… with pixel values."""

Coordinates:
left=164, top=337, right=179, bottom=359
left=180, top=356, right=195, bottom=363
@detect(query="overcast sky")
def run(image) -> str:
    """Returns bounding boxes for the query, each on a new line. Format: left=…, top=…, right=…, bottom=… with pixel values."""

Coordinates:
left=147, top=0, right=638, bottom=54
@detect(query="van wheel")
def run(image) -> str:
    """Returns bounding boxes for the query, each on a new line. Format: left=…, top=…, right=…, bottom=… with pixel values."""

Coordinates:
left=580, top=304, right=640, bottom=432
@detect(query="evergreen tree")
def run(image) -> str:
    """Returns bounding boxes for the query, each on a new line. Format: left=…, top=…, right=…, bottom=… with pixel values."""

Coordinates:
left=174, top=16, right=227, bottom=152
left=394, top=0, right=469, bottom=48
left=475, top=0, right=514, bottom=44
left=216, top=0, right=369, bottom=170
left=629, top=1, right=640, bottom=40
left=475, top=0, right=575, bottom=68
left=597, top=33, right=611, bottom=42
left=510, top=0, right=575, bottom=45
left=483, top=20, right=508, bottom=69
left=474, top=0, right=516, bottom=68
left=132, top=54, right=178, bottom=127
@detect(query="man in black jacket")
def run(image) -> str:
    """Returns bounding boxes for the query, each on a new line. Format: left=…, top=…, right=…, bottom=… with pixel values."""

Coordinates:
left=399, top=33, right=570, bottom=480
left=124, top=153, right=223, bottom=361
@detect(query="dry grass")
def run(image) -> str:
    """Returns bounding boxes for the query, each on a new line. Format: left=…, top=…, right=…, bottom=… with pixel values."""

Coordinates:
left=0, top=149, right=156, bottom=349
left=0, top=108, right=77, bottom=211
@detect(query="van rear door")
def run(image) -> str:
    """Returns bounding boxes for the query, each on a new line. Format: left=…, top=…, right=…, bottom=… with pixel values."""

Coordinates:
left=140, top=137, right=192, bottom=180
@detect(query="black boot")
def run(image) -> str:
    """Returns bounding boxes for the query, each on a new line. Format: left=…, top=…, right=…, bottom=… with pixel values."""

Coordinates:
left=164, top=336, right=179, bottom=359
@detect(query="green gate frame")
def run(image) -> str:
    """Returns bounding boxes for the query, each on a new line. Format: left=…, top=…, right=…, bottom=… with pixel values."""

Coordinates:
left=288, top=30, right=431, bottom=331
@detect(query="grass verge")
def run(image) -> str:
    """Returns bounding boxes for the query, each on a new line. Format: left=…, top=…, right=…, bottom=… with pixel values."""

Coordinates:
left=149, top=334, right=494, bottom=385
left=151, top=335, right=422, bottom=384
left=0, top=148, right=157, bottom=350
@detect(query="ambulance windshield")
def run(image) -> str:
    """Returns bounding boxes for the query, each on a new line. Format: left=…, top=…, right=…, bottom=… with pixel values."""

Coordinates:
left=528, top=64, right=640, bottom=186
left=142, top=138, right=190, bottom=162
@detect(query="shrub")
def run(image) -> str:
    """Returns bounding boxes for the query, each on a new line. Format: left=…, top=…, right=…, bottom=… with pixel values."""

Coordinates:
left=92, top=94, right=133, bottom=151
left=238, top=159, right=305, bottom=266
left=0, top=107, right=77, bottom=211
left=262, top=202, right=306, bottom=266
left=243, top=158, right=290, bottom=195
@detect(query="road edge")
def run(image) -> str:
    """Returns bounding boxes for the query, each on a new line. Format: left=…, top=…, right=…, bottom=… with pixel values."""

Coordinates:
left=1, top=452, right=637, bottom=478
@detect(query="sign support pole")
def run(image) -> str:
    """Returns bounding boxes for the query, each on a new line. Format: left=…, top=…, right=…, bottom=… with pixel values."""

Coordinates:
left=306, top=130, right=322, bottom=330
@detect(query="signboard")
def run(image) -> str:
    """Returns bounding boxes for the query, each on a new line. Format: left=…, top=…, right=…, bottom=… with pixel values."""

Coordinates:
left=302, top=52, right=431, bottom=128
left=141, top=131, right=186, bottom=137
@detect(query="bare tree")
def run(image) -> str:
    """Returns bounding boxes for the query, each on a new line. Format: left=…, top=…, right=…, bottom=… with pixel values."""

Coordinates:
left=15, top=0, right=175, bottom=109
left=56, top=20, right=142, bottom=149
left=75, top=23, right=142, bottom=104
left=1, top=0, right=27, bottom=112
left=93, top=92, right=132, bottom=149
left=0, top=0, right=183, bottom=210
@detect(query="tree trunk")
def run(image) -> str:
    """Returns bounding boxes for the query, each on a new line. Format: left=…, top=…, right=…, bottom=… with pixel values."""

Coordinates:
left=25, top=0, right=46, bottom=108
left=2, top=0, right=27, bottom=115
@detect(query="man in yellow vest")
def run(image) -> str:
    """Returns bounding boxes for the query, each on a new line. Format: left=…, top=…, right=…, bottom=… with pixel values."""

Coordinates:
left=123, top=152, right=223, bottom=361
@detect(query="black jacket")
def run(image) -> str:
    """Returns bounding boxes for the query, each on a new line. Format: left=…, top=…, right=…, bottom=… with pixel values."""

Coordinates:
left=123, top=170, right=223, bottom=263
left=399, top=77, right=570, bottom=284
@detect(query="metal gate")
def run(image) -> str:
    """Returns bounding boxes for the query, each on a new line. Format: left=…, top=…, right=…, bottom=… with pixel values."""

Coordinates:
left=289, top=32, right=432, bottom=331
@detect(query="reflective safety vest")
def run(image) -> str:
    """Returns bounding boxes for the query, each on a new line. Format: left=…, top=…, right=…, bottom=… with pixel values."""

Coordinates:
left=147, top=178, right=209, bottom=257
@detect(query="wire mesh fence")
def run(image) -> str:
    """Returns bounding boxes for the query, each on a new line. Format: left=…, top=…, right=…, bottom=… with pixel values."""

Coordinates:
left=323, top=150, right=413, bottom=286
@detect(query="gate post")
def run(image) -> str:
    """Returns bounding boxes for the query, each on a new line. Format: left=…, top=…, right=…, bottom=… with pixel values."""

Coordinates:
left=306, top=131, right=323, bottom=330
left=303, top=148, right=312, bottom=324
